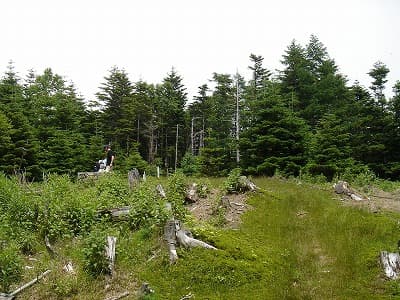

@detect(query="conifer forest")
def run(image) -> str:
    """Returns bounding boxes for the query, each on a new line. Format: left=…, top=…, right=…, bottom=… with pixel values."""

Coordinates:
left=1, top=35, right=399, bottom=181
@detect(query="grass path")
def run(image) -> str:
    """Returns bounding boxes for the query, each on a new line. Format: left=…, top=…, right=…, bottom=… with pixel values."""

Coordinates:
left=248, top=178, right=400, bottom=299
left=139, top=178, right=400, bottom=299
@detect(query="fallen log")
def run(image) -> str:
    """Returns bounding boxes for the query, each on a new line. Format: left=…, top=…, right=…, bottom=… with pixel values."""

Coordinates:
left=0, top=270, right=51, bottom=300
left=77, top=172, right=102, bottom=180
left=105, top=291, right=129, bottom=300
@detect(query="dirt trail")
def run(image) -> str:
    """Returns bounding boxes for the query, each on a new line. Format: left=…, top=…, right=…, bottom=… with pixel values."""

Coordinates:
left=339, top=186, right=400, bottom=213
left=186, top=188, right=252, bottom=228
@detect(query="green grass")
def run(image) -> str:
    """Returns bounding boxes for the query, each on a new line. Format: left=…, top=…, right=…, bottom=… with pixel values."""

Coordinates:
left=135, top=177, right=400, bottom=299
left=3, top=175, right=400, bottom=299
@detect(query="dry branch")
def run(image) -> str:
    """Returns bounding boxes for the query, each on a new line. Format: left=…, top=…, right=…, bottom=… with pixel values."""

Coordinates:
left=0, top=270, right=51, bottom=300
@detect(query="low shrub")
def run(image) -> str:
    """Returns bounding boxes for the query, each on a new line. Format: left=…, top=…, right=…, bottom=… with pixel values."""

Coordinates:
left=81, top=230, right=110, bottom=277
left=0, top=242, right=23, bottom=293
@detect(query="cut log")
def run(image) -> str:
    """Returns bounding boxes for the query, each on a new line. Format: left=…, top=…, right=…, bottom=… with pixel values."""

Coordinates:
left=0, top=270, right=51, bottom=300
left=97, top=206, right=131, bottom=221
left=109, top=206, right=130, bottom=218
left=380, top=251, right=400, bottom=279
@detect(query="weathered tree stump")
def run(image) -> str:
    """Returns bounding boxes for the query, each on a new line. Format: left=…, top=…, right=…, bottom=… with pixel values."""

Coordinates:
left=334, top=181, right=366, bottom=201
left=105, top=236, right=117, bottom=277
left=238, top=176, right=257, bottom=192
left=128, top=168, right=140, bottom=190
left=164, top=220, right=178, bottom=264
left=185, top=183, right=199, bottom=203
left=381, top=251, right=400, bottom=279
left=156, top=184, right=166, bottom=198
left=175, top=221, right=217, bottom=250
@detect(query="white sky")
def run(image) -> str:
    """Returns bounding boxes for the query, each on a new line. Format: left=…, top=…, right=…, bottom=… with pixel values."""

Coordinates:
left=0, top=0, right=399, bottom=101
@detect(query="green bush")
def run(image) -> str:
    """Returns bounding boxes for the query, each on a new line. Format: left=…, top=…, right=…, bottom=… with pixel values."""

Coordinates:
left=180, top=152, right=201, bottom=176
left=81, top=230, right=110, bottom=277
left=36, top=175, right=97, bottom=240
left=0, top=242, right=23, bottom=293
left=166, top=171, right=188, bottom=220
left=127, top=183, right=169, bottom=230
left=224, top=167, right=257, bottom=193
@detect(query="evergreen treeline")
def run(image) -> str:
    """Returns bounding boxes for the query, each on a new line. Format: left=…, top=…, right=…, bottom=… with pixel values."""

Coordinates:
left=1, top=35, right=399, bottom=180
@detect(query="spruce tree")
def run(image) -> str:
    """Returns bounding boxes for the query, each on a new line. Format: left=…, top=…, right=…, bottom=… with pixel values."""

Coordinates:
left=0, top=62, right=39, bottom=178
left=240, top=80, right=308, bottom=176
left=96, top=66, right=134, bottom=151
left=157, top=68, right=187, bottom=170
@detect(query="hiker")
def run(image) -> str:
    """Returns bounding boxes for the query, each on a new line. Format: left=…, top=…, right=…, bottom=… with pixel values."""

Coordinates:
left=104, top=145, right=115, bottom=172
left=94, top=158, right=106, bottom=172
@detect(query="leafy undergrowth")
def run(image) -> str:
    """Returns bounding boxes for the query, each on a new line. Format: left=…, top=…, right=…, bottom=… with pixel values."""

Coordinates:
left=1, top=175, right=400, bottom=299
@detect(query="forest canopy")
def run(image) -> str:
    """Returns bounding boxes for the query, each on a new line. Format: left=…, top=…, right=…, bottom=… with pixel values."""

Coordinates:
left=1, top=35, right=399, bottom=181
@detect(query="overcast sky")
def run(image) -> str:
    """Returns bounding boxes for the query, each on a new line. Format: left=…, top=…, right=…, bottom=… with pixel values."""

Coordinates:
left=1, top=0, right=399, bottom=101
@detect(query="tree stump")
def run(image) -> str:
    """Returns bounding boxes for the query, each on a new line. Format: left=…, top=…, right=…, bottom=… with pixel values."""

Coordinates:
left=185, top=183, right=199, bottom=203
left=105, top=236, right=117, bottom=276
left=380, top=251, right=400, bottom=279
left=334, top=181, right=366, bottom=201
left=156, top=184, right=166, bottom=198
left=128, top=168, right=140, bottom=190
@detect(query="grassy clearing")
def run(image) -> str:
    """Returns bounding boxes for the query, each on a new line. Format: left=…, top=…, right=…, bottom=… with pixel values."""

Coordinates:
left=2, top=175, right=400, bottom=299
left=133, top=177, right=400, bottom=299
